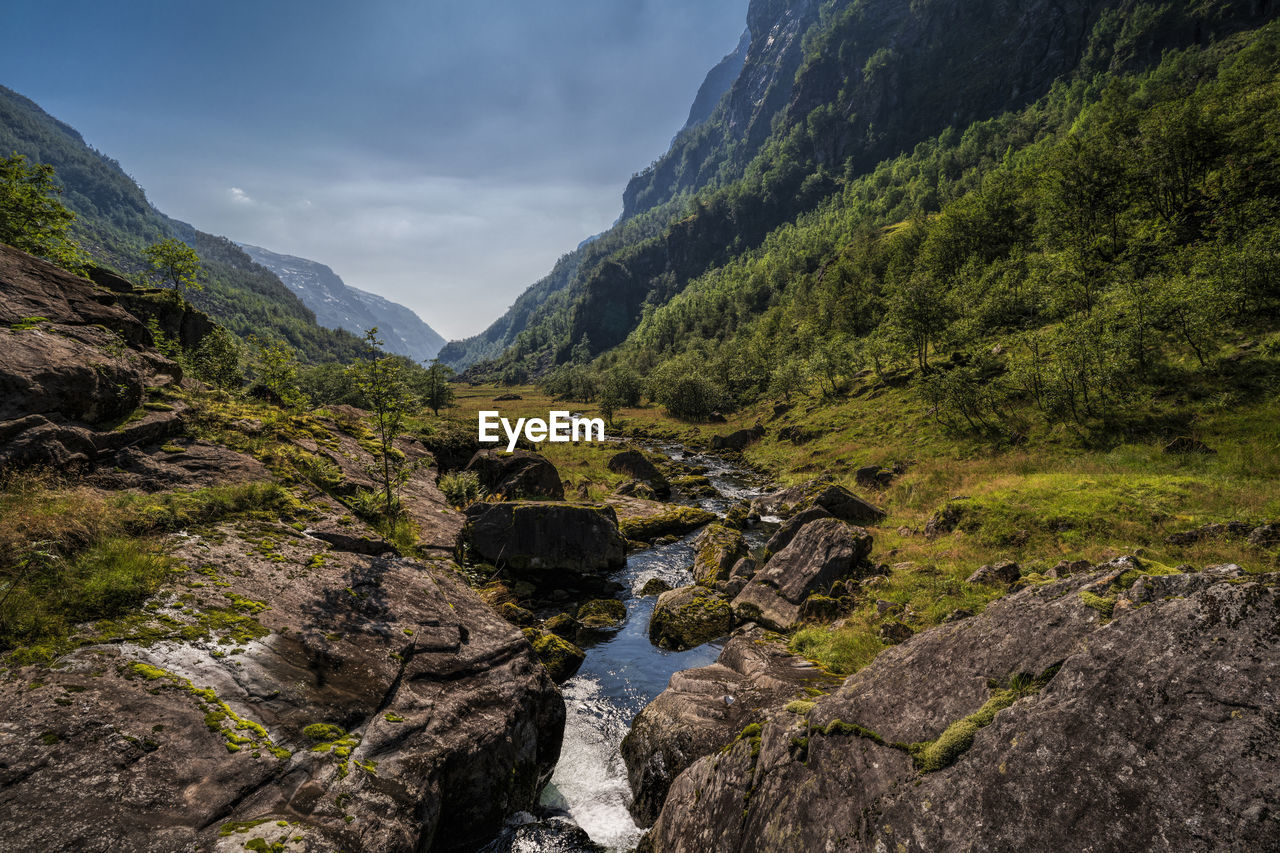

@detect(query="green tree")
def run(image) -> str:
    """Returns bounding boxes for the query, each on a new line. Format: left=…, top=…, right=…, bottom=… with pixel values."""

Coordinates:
left=0, top=154, right=85, bottom=272
left=349, top=328, right=417, bottom=519
left=249, top=336, right=307, bottom=409
left=422, top=358, right=456, bottom=416
left=143, top=237, right=202, bottom=295
left=191, top=327, right=243, bottom=390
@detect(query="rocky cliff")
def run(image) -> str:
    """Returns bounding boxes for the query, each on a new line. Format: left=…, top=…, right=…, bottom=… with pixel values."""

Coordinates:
left=0, top=244, right=563, bottom=852
left=241, top=244, right=446, bottom=363
left=637, top=559, right=1280, bottom=852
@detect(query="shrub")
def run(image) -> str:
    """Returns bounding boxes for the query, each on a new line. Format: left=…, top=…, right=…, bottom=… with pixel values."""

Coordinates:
left=439, top=471, right=486, bottom=508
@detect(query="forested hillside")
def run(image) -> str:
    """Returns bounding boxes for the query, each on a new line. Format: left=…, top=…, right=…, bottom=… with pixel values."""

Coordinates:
left=0, top=85, right=369, bottom=362
left=456, top=0, right=1278, bottom=388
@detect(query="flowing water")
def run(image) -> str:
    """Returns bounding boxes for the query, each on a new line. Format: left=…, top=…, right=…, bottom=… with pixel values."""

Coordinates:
left=527, top=444, right=772, bottom=851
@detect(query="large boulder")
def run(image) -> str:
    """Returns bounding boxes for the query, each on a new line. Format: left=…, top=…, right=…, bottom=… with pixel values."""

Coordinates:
left=710, top=424, right=765, bottom=451
left=752, top=481, right=885, bottom=526
left=731, top=518, right=873, bottom=631
left=0, top=521, right=565, bottom=853
left=623, top=629, right=838, bottom=824
left=642, top=564, right=1280, bottom=853
left=462, top=501, right=626, bottom=577
left=465, top=448, right=565, bottom=500
left=649, top=586, right=735, bottom=650
left=607, top=449, right=671, bottom=497
left=692, top=524, right=747, bottom=586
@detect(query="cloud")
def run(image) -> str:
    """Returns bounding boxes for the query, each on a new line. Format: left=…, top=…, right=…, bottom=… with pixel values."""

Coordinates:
left=228, top=187, right=254, bottom=205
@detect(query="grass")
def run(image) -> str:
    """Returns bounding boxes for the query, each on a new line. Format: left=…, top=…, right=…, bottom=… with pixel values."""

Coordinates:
left=0, top=471, right=308, bottom=661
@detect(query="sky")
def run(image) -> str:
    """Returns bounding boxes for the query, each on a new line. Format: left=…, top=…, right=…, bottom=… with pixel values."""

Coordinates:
left=0, top=0, right=748, bottom=339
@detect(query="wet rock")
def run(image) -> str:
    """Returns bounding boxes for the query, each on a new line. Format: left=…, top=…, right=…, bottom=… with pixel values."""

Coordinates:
left=482, top=814, right=604, bottom=853
left=966, top=560, right=1021, bottom=586
left=731, top=519, right=873, bottom=631
left=762, top=506, right=833, bottom=556
left=639, top=578, right=673, bottom=596
left=462, top=501, right=626, bottom=577
left=523, top=627, right=586, bottom=683
left=607, top=449, right=671, bottom=497
left=692, top=524, right=747, bottom=586
left=500, top=601, right=538, bottom=627
left=643, top=567, right=1280, bottom=853
left=752, top=481, right=885, bottom=526
left=544, top=612, right=580, bottom=639
left=650, top=586, right=734, bottom=650
left=623, top=628, right=838, bottom=825
left=617, top=504, right=717, bottom=542
left=577, top=598, right=626, bottom=631
left=466, top=449, right=565, bottom=500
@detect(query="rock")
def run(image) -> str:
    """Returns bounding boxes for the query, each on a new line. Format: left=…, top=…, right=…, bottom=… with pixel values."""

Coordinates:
left=1248, top=523, right=1280, bottom=549
left=1164, top=435, right=1215, bottom=454
left=670, top=474, right=716, bottom=497
left=752, top=481, right=885, bottom=526
left=692, top=524, right=747, bottom=586
left=0, top=413, right=98, bottom=468
left=762, top=506, right=833, bottom=556
left=544, top=613, right=579, bottom=639
left=943, top=607, right=974, bottom=622
left=878, top=619, right=914, bottom=644
left=607, top=449, right=672, bottom=497
left=1165, top=521, right=1253, bottom=545
left=523, top=627, right=586, bottom=683
left=462, top=501, right=626, bottom=577
left=924, top=497, right=969, bottom=538
left=616, top=479, right=657, bottom=499
left=466, top=449, right=565, bottom=500
left=731, top=519, right=874, bottom=632
left=90, top=440, right=272, bottom=492
left=854, top=465, right=894, bottom=489
left=622, top=628, right=839, bottom=825
left=639, top=577, right=673, bottom=596
left=1046, top=558, right=1093, bottom=579
left=0, top=525, right=564, bottom=853
left=484, top=814, right=604, bottom=852
left=499, top=601, right=537, bottom=627
left=777, top=425, right=816, bottom=444
left=577, top=598, right=627, bottom=631
left=650, top=586, right=734, bottom=650
left=618, top=504, right=718, bottom=542
left=493, top=393, right=523, bottom=401
left=966, top=560, right=1021, bottom=585
left=710, top=423, right=766, bottom=451
left=722, top=503, right=751, bottom=529
left=643, top=566, right=1280, bottom=853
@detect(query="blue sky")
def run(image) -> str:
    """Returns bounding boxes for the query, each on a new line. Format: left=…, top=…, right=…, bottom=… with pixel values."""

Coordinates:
left=0, top=0, right=748, bottom=338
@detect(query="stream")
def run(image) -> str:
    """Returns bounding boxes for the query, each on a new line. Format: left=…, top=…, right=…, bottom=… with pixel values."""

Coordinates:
left=484, top=443, right=773, bottom=852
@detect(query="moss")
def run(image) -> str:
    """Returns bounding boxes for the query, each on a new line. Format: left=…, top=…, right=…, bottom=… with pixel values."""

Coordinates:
left=522, top=627, right=585, bottom=682
left=576, top=598, right=626, bottom=629
left=822, top=719, right=885, bottom=743
left=302, top=723, right=347, bottom=742
left=619, top=506, right=717, bottom=541
left=649, top=589, right=733, bottom=650
left=127, top=662, right=169, bottom=681
left=384, top=712, right=405, bottom=723
left=784, top=699, right=815, bottom=716
left=39, top=730, right=60, bottom=745
left=244, top=838, right=285, bottom=853
left=218, top=819, right=271, bottom=837
left=1079, top=590, right=1117, bottom=618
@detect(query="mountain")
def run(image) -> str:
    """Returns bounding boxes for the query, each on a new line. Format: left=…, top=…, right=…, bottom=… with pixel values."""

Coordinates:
left=240, top=244, right=446, bottom=363
left=681, top=29, right=751, bottom=132
left=0, top=84, right=370, bottom=363
left=445, top=0, right=1279, bottom=376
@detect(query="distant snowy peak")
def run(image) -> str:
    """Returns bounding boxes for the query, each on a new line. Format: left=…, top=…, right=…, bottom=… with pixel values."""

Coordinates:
left=239, top=243, right=446, bottom=362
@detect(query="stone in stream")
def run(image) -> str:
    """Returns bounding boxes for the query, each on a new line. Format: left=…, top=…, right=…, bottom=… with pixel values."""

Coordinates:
left=731, top=518, right=874, bottom=632
left=752, top=480, right=885, bottom=526
left=649, top=586, right=735, bottom=651
left=465, top=448, right=565, bottom=500
left=523, top=627, right=587, bottom=683
left=691, top=524, right=748, bottom=587
left=622, top=627, right=840, bottom=825
left=577, top=598, right=627, bottom=631
left=641, top=564, right=1280, bottom=853
left=461, top=501, right=626, bottom=577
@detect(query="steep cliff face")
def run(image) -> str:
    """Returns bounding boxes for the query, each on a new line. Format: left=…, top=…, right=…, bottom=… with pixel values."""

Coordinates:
left=681, top=30, right=751, bottom=131
left=241, top=243, right=446, bottom=362
left=621, top=0, right=818, bottom=220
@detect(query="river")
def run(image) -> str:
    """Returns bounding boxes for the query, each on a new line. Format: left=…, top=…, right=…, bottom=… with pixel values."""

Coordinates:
left=496, top=443, right=773, bottom=852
